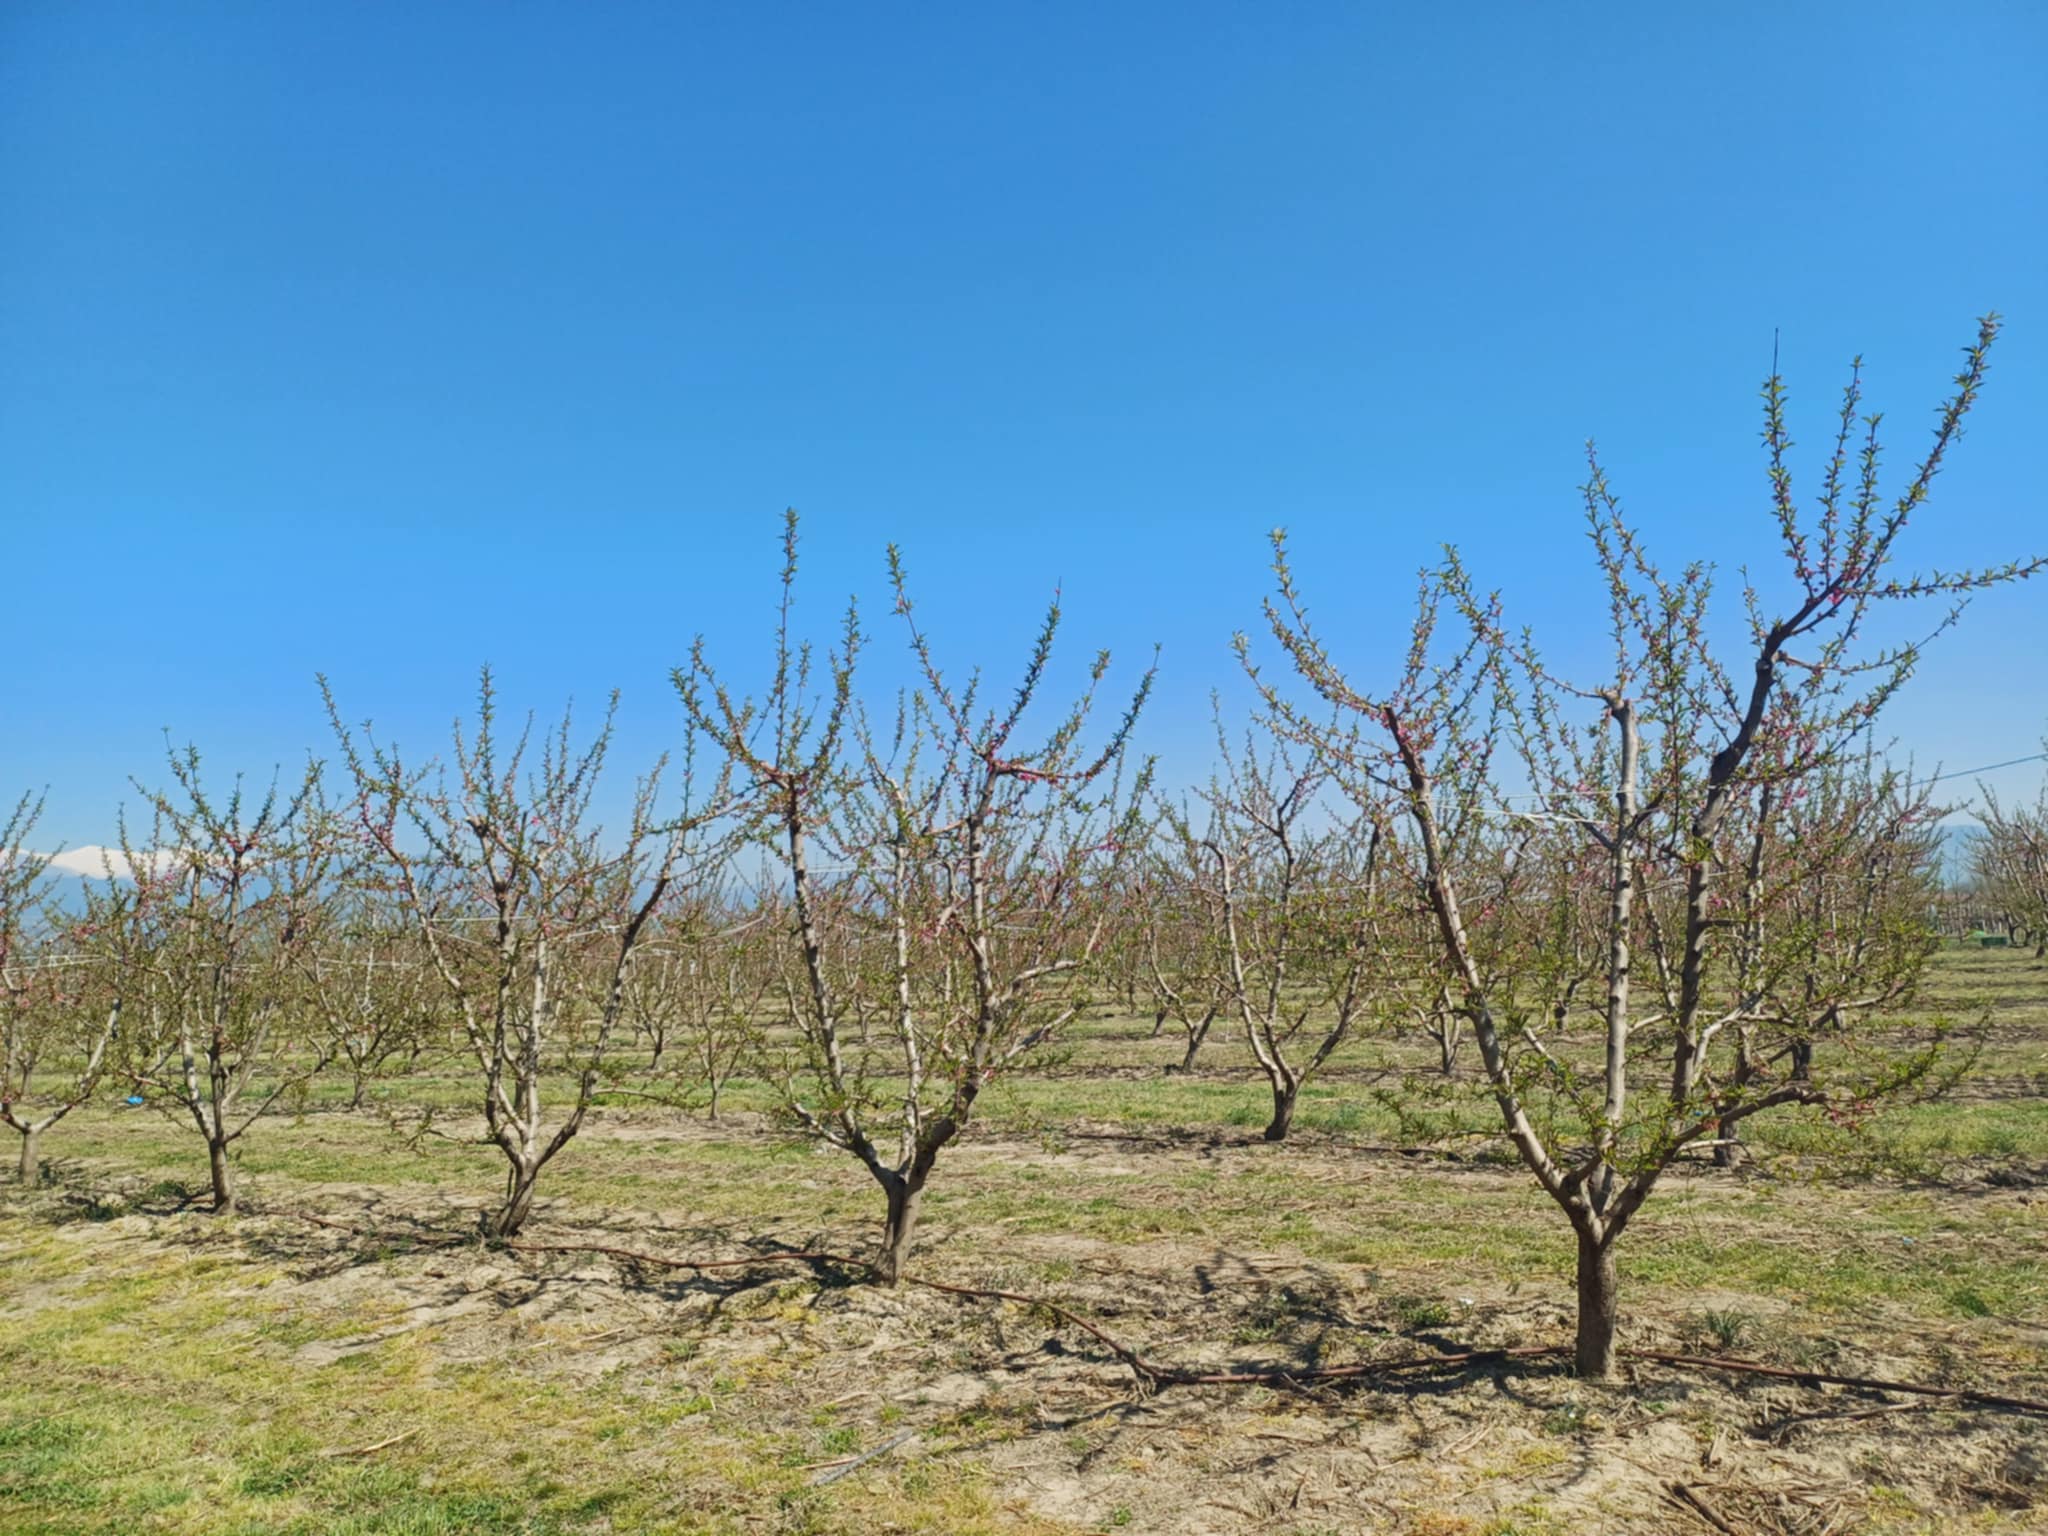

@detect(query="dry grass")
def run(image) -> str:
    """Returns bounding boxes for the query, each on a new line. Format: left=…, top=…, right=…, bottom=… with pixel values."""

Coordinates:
left=3, top=944, right=2047, bottom=1533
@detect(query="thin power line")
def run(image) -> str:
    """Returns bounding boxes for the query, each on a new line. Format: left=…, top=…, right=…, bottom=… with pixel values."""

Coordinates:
left=1924, top=751, right=2048, bottom=786
left=1492, top=749, right=2047, bottom=809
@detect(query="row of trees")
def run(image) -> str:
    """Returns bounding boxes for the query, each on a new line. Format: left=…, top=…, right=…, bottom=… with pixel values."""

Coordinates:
left=1970, top=750, right=2048, bottom=954
left=2, top=319, right=2037, bottom=1377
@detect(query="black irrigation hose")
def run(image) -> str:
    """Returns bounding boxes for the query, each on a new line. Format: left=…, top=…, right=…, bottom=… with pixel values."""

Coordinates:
left=483, top=1229, right=2048, bottom=1415
left=265, top=1212, right=2048, bottom=1417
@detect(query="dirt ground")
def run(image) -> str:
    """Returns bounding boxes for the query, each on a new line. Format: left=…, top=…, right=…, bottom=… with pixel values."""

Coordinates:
left=11, top=1113, right=2043, bottom=1535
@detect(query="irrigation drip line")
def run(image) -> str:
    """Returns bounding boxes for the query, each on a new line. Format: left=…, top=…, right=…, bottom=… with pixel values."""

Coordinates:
left=1618, top=1349, right=2048, bottom=1417
left=476, top=1230, right=2048, bottom=1414
left=266, top=1211, right=2048, bottom=1416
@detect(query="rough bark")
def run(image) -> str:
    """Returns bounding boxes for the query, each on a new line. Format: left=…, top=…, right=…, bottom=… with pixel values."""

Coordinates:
left=485, top=1160, right=542, bottom=1238
left=1574, top=1229, right=1619, bottom=1379
left=207, top=1139, right=236, bottom=1213
left=1264, top=1080, right=1299, bottom=1143
left=874, top=1172, right=925, bottom=1286
left=16, top=1126, right=40, bottom=1186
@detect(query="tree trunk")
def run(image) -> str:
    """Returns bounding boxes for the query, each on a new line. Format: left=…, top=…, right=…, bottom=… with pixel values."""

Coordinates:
left=17, top=1127, right=41, bottom=1186
left=1574, top=1229, right=1618, bottom=1379
left=1264, top=1081, right=1299, bottom=1143
left=1177, top=1015, right=1214, bottom=1074
left=1712, top=1124, right=1744, bottom=1169
left=1436, top=1032, right=1457, bottom=1076
left=484, top=1160, right=540, bottom=1238
left=875, top=1173, right=925, bottom=1286
left=208, top=1139, right=236, bottom=1213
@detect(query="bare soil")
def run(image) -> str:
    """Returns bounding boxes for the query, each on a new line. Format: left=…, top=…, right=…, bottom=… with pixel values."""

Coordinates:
left=17, top=1114, right=2043, bottom=1534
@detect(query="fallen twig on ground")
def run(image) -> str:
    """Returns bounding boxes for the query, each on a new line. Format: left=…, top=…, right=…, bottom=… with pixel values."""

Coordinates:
left=1663, top=1480, right=1743, bottom=1535
left=506, top=1238, right=859, bottom=1273
left=322, top=1429, right=419, bottom=1459
left=808, top=1430, right=918, bottom=1486
left=281, top=1212, right=2048, bottom=1417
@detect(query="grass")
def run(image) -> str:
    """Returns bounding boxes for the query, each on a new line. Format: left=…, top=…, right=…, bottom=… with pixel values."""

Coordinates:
left=2, top=944, right=2046, bottom=1532
left=0, top=1215, right=1055, bottom=1535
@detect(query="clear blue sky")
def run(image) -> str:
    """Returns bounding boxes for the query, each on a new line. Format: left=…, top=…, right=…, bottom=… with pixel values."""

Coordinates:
left=3, top=3, right=2044, bottom=846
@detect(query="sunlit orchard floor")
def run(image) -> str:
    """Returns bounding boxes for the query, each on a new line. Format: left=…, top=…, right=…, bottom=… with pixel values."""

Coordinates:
left=3, top=946, right=2045, bottom=1534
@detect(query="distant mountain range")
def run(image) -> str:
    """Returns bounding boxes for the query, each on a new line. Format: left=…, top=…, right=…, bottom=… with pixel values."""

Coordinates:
left=38, top=846, right=179, bottom=883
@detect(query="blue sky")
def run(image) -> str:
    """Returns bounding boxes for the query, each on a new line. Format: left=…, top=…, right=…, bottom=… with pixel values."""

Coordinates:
left=3, top=3, right=2044, bottom=846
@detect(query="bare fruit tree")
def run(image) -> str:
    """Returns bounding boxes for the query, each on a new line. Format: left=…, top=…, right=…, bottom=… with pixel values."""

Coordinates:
left=1, top=876, right=152, bottom=1186
left=303, top=898, right=452, bottom=1111
left=1171, top=720, right=1388, bottom=1141
left=1255, top=317, right=2040, bottom=1377
left=0, top=793, right=55, bottom=1181
left=621, top=919, right=686, bottom=1074
left=680, top=516, right=1152, bottom=1282
left=1708, top=748, right=1949, bottom=1168
left=1407, top=978, right=1465, bottom=1077
left=0, top=795, right=134, bottom=1185
left=621, top=881, right=770, bottom=1119
left=1974, top=744, right=2048, bottom=956
left=328, top=671, right=729, bottom=1238
left=120, top=750, right=342, bottom=1212
left=1136, top=807, right=1229, bottom=1074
